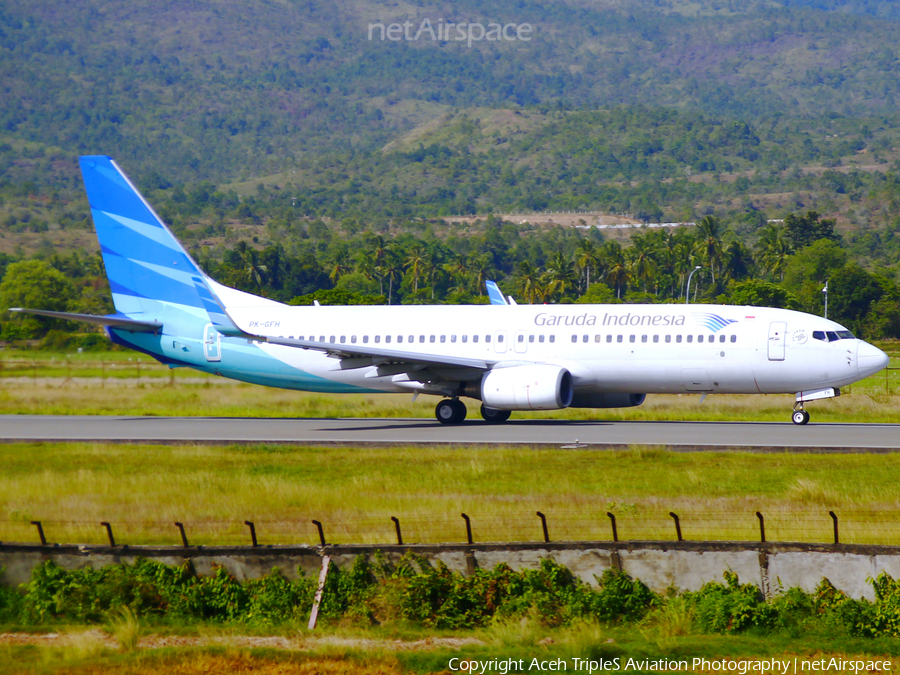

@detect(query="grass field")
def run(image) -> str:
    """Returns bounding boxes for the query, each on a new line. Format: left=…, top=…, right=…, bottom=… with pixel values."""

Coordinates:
left=2, top=345, right=900, bottom=422
left=4, top=442, right=900, bottom=547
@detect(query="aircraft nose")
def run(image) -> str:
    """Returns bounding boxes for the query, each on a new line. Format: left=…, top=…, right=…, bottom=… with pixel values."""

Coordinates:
left=858, top=341, right=889, bottom=378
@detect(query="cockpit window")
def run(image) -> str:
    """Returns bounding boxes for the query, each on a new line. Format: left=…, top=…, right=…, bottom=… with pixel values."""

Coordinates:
left=813, top=329, right=856, bottom=342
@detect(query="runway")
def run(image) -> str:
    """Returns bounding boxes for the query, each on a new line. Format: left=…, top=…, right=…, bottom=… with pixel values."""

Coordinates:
left=1, top=415, right=899, bottom=450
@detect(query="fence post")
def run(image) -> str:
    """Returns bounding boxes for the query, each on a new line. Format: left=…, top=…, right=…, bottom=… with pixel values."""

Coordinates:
left=174, top=522, right=189, bottom=548
left=101, top=522, right=116, bottom=547
left=461, top=513, right=473, bottom=544
left=606, top=512, right=618, bottom=542
left=669, top=512, right=683, bottom=541
left=756, top=512, right=766, bottom=542
left=536, top=511, right=550, bottom=543
left=391, top=516, right=403, bottom=545
left=829, top=511, right=839, bottom=545
left=244, top=520, right=258, bottom=547
left=31, top=521, right=47, bottom=546
left=312, top=520, right=326, bottom=546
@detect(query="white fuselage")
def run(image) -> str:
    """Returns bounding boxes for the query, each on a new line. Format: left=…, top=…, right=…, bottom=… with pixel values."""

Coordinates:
left=220, top=301, right=886, bottom=397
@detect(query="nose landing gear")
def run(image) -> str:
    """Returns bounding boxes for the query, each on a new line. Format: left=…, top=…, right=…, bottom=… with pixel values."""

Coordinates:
left=792, top=403, right=810, bottom=425
left=435, top=398, right=467, bottom=425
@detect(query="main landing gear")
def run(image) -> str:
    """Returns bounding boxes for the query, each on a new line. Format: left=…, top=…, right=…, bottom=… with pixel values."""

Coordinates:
left=434, top=399, right=513, bottom=425
left=480, top=404, right=511, bottom=424
left=435, top=398, right=467, bottom=425
left=792, top=402, right=810, bottom=426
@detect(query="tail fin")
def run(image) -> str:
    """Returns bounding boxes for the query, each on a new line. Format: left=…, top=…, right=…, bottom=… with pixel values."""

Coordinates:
left=80, top=156, right=207, bottom=318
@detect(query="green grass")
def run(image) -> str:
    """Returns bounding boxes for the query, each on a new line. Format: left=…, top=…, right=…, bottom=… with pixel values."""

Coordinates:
left=2, top=346, right=900, bottom=421
left=4, top=442, right=900, bottom=547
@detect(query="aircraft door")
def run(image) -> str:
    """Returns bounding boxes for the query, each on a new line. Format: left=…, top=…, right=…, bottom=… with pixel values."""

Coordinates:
left=204, top=323, right=221, bottom=362
left=514, top=330, right=527, bottom=354
left=494, top=330, right=508, bottom=354
left=767, top=321, right=786, bottom=361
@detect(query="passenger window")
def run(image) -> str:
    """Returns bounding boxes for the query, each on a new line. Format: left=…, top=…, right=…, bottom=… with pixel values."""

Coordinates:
left=698, top=335, right=704, bottom=343
left=583, top=335, right=589, bottom=343
left=730, top=335, right=736, bottom=343
left=341, top=336, right=346, bottom=343
left=419, top=336, right=425, bottom=343
left=617, top=335, right=623, bottom=343
left=363, top=336, right=369, bottom=344
left=719, top=335, right=725, bottom=343
left=653, top=335, right=659, bottom=343
left=351, top=336, right=357, bottom=344
left=676, top=335, right=682, bottom=343
left=386, top=335, right=391, bottom=344
left=665, top=335, right=671, bottom=343
left=549, top=335, right=555, bottom=343
left=462, top=335, right=467, bottom=343
left=629, top=335, right=635, bottom=343
left=606, top=335, right=612, bottom=343
left=396, top=336, right=402, bottom=343
left=329, top=335, right=335, bottom=342
left=440, top=335, right=446, bottom=343
left=451, top=335, right=457, bottom=343
left=539, top=335, right=545, bottom=343
left=687, top=335, right=693, bottom=343
left=319, top=336, right=325, bottom=342
left=528, top=335, right=535, bottom=343
left=641, top=335, right=648, bottom=343
left=595, top=335, right=601, bottom=343
left=375, top=336, right=380, bottom=343
left=572, top=335, right=577, bottom=343
left=474, top=335, right=479, bottom=343
left=497, top=334, right=504, bottom=343
left=430, top=336, right=436, bottom=343
left=486, top=335, right=491, bottom=343
left=518, top=335, right=525, bottom=343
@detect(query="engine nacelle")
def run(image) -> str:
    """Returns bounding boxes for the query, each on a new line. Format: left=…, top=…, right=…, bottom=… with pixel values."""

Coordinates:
left=481, top=365, right=574, bottom=411
left=570, top=393, right=646, bottom=409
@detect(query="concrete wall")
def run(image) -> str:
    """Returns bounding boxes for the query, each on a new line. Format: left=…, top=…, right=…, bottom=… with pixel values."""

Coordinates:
left=2, top=540, right=898, bottom=600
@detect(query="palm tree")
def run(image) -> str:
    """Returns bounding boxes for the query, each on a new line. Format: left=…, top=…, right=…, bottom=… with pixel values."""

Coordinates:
left=695, top=215, right=723, bottom=287
left=722, top=239, right=754, bottom=282
left=627, top=233, right=658, bottom=293
left=404, top=244, right=427, bottom=294
left=755, top=223, right=791, bottom=281
left=545, top=251, right=578, bottom=301
left=602, top=242, right=631, bottom=300
left=327, top=244, right=352, bottom=285
left=513, top=260, right=542, bottom=304
left=378, top=248, right=403, bottom=305
left=575, top=238, right=601, bottom=292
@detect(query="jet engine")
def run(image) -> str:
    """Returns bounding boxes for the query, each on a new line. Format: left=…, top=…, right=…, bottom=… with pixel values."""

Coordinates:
left=480, top=365, right=574, bottom=410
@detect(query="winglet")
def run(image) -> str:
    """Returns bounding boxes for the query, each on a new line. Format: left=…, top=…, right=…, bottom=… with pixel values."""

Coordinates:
left=486, top=280, right=509, bottom=306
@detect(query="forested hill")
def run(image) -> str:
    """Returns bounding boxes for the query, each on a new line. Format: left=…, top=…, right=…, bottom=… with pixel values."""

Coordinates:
left=4, top=0, right=900, bottom=189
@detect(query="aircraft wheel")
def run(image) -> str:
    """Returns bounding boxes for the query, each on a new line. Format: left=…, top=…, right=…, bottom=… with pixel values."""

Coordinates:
left=792, top=410, right=810, bottom=425
left=436, top=399, right=467, bottom=425
left=480, top=404, right=511, bottom=424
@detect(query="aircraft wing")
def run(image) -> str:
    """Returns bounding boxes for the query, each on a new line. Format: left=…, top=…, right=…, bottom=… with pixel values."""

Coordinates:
left=264, top=335, right=493, bottom=371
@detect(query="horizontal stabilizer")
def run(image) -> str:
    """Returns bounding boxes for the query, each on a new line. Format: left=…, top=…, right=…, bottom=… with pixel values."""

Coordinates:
left=8, top=308, right=162, bottom=333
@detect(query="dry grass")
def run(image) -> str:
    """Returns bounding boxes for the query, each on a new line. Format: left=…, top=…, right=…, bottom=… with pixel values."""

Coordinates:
left=5, top=442, right=900, bottom=547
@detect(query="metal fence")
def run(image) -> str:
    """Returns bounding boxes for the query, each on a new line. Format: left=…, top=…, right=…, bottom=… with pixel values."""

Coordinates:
left=6, top=509, right=900, bottom=549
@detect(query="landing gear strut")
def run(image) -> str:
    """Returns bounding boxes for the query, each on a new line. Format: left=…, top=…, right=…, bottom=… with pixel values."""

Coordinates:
left=792, top=402, right=810, bottom=425
left=480, top=404, right=511, bottom=424
left=435, top=398, right=467, bottom=425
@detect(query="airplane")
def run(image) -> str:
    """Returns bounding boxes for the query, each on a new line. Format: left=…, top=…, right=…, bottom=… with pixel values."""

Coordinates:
left=10, top=156, right=890, bottom=426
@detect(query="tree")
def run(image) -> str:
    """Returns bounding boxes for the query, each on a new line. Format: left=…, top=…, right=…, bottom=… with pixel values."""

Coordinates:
left=720, top=279, right=801, bottom=310
left=695, top=215, right=723, bottom=287
left=0, top=260, right=76, bottom=339
left=755, top=224, right=791, bottom=281
left=784, top=211, right=840, bottom=250
left=829, top=264, right=883, bottom=336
